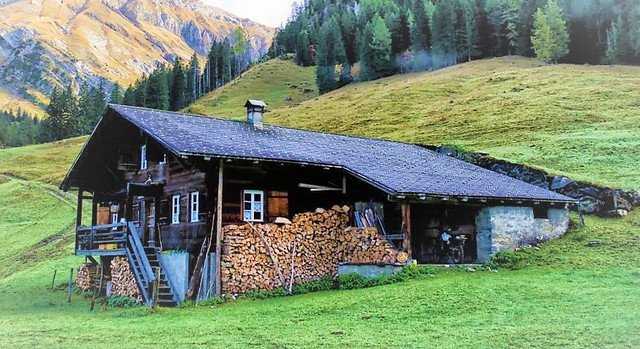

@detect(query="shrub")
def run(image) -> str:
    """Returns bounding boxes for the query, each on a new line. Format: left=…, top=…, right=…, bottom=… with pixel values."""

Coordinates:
left=107, top=295, right=140, bottom=308
left=488, top=250, right=530, bottom=270
left=337, top=273, right=370, bottom=290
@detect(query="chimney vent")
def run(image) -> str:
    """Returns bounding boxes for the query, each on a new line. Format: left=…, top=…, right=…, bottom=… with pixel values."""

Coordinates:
left=244, top=99, right=266, bottom=129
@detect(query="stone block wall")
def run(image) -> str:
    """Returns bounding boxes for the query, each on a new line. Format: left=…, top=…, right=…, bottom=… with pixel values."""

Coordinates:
left=475, top=206, right=569, bottom=262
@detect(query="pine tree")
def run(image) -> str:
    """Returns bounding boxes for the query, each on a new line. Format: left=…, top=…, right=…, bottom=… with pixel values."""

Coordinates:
left=41, top=85, right=80, bottom=142
left=134, top=76, right=148, bottom=107
left=77, top=82, right=92, bottom=133
left=186, top=53, right=201, bottom=102
left=146, top=67, right=170, bottom=110
left=431, top=1, right=456, bottom=67
left=410, top=0, right=430, bottom=52
left=170, top=57, right=188, bottom=110
left=296, top=30, right=313, bottom=66
left=360, top=14, right=394, bottom=81
left=110, top=82, right=123, bottom=104
left=606, top=19, right=620, bottom=64
left=231, top=27, right=250, bottom=77
left=123, top=86, right=136, bottom=106
left=531, top=7, right=553, bottom=62
left=531, top=0, right=569, bottom=63
left=457, top=0, right=480, bottom=62
left=316, top=16, right=348, bottom=93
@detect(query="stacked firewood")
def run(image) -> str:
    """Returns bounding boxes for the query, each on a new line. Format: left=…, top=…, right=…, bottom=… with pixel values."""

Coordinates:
left=221, top=205, right=399, bottom=294
left=76, top=263, right=99, bottom=291
left=110, top=257, right=140, bottom=298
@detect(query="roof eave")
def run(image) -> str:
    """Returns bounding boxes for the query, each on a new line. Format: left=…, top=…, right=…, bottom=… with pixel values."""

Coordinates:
left=390, top=192, right=577, bottom=205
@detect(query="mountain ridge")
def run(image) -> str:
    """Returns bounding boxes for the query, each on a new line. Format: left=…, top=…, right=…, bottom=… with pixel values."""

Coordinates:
left=0, top=0, right=274, bottom=115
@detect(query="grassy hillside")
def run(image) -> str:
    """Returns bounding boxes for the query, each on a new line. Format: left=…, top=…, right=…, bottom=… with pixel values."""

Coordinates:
left=186, top=58, right=317, bottom=119
left=195, top=57, right=637, bottom=190
left=0, top=137, right=85, bottom=184
left=0, top=140, right=639, bottom=347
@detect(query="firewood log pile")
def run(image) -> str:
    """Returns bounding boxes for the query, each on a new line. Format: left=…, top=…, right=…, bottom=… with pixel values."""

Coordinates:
left=221, top=205, right=399, bottom=294
left=110, top=257, right=140, bottom=298
left=76, top=263, right=99, bottom=291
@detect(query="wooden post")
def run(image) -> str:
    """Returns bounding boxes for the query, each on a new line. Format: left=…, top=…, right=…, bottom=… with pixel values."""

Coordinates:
left=402, top=203, right=412, bottom=263
left=91, top=199, right=98, bottom=227
left=67, top=268, right=74, bottom=303
left=50, top=269, right=57, bottom=291
left=76, top=189, right=83, bottom=227
left=214, top=160, right=224, bottom=297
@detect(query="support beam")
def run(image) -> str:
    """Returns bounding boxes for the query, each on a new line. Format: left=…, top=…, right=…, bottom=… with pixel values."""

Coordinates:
left=402, top=203, right=412, bottom=263
left=91, top=199, right=98, bottom=227
left=214, top=159, right=224, bottom=297
left=77, top=189, right=83, bottom=227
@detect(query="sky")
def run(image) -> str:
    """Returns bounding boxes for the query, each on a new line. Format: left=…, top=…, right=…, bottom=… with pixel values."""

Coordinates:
left=203, top=0, right=298, bottom=28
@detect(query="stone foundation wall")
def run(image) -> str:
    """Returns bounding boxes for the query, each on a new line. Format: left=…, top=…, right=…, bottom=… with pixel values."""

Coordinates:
left=475, top=206, right=569, bottom=262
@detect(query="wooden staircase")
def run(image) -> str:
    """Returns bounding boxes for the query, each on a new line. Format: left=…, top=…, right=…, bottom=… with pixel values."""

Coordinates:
left=145, top=247, right=179, bottom=307
left=125, top=222, right=179, bottom=307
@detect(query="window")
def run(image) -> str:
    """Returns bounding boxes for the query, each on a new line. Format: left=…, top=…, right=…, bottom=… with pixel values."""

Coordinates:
left=111, top=212, right=119, bottom=230
left=140, top=145, right=148, bottom=170
left=243, top=190, right=264, bottom=222
left=190, top=191, right=200, bottom=222
left=533, top=206, right=548, bottom=219
left=172, top=194, right=180, bottom=224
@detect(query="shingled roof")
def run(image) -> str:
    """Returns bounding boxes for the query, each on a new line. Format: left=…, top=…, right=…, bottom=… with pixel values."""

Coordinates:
left=100, top=105, right=573, bottom=202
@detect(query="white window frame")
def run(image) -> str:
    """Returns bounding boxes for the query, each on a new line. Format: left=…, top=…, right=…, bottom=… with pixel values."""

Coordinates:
left=140, top=145, right=148, bottom=170
left=243, top=190, right=264, bottom=222
left=190, top=191, right=200, bottom=223
left=171, top=194, right=180, bottom=224
left=111, top=212, right=119, bottom=230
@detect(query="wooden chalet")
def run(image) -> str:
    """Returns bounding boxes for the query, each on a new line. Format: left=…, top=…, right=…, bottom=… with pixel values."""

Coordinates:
left=61, top=101, right=575, bottom=306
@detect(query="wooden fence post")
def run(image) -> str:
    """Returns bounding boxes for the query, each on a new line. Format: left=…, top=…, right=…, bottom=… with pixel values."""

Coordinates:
left=67, top=268, right=74, bottom=303
left=50, top=269, right=57, bottom=291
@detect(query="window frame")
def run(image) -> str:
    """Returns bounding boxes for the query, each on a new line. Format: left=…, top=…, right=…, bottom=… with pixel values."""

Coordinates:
left=171, top=194, right=180, bottom=224
left=242, top=190, right=264, bottom=222
left=111, top=212, right=119, bottom=230
left=190, top=191, right=200, bottom=223
left=140, top=144, right=148, bottom=170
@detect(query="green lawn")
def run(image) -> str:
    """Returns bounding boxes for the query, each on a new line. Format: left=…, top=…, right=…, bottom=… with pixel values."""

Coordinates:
left=0, top=137, right=85, bottom=185
left=193, top=57, right=640, bottom=190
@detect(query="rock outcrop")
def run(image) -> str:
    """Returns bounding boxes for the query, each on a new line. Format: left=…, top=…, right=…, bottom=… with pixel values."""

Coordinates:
left=433, top=145, right=640, bottom=217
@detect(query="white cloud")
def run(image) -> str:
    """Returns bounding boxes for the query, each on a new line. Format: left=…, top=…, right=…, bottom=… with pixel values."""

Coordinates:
left=202, top=0, right=298, bottom=28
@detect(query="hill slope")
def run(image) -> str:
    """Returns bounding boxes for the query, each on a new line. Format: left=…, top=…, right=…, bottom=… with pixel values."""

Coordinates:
left=0, top=0, right=274, bottom=116
left=186, top=58, right=317, bottom=119
left=237, top=57, right=637, bottom=190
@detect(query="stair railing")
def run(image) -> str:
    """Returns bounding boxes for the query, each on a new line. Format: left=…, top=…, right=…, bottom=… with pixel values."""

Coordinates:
left=126, top=222, right=156, bottom=305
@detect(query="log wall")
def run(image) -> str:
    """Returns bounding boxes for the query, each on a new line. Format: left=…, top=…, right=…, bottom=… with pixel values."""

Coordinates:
left=220, top=206, right=401, bottom=294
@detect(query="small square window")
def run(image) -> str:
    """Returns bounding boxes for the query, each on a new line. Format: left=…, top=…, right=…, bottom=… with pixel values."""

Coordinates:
left=242, top=190, right=264, bottom=222
left=533, top=206, right=548, bottom=219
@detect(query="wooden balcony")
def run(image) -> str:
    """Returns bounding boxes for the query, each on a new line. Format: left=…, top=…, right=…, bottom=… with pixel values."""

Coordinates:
left=76, top=223, right=128, bottom=256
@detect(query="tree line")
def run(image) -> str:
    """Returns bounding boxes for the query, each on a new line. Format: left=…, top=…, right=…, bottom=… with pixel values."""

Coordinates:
left=270, top=0, right=640, bottom=93
left=0, top=109, right=40, bottom=147
left=122, top=27, right=253, bottom=111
